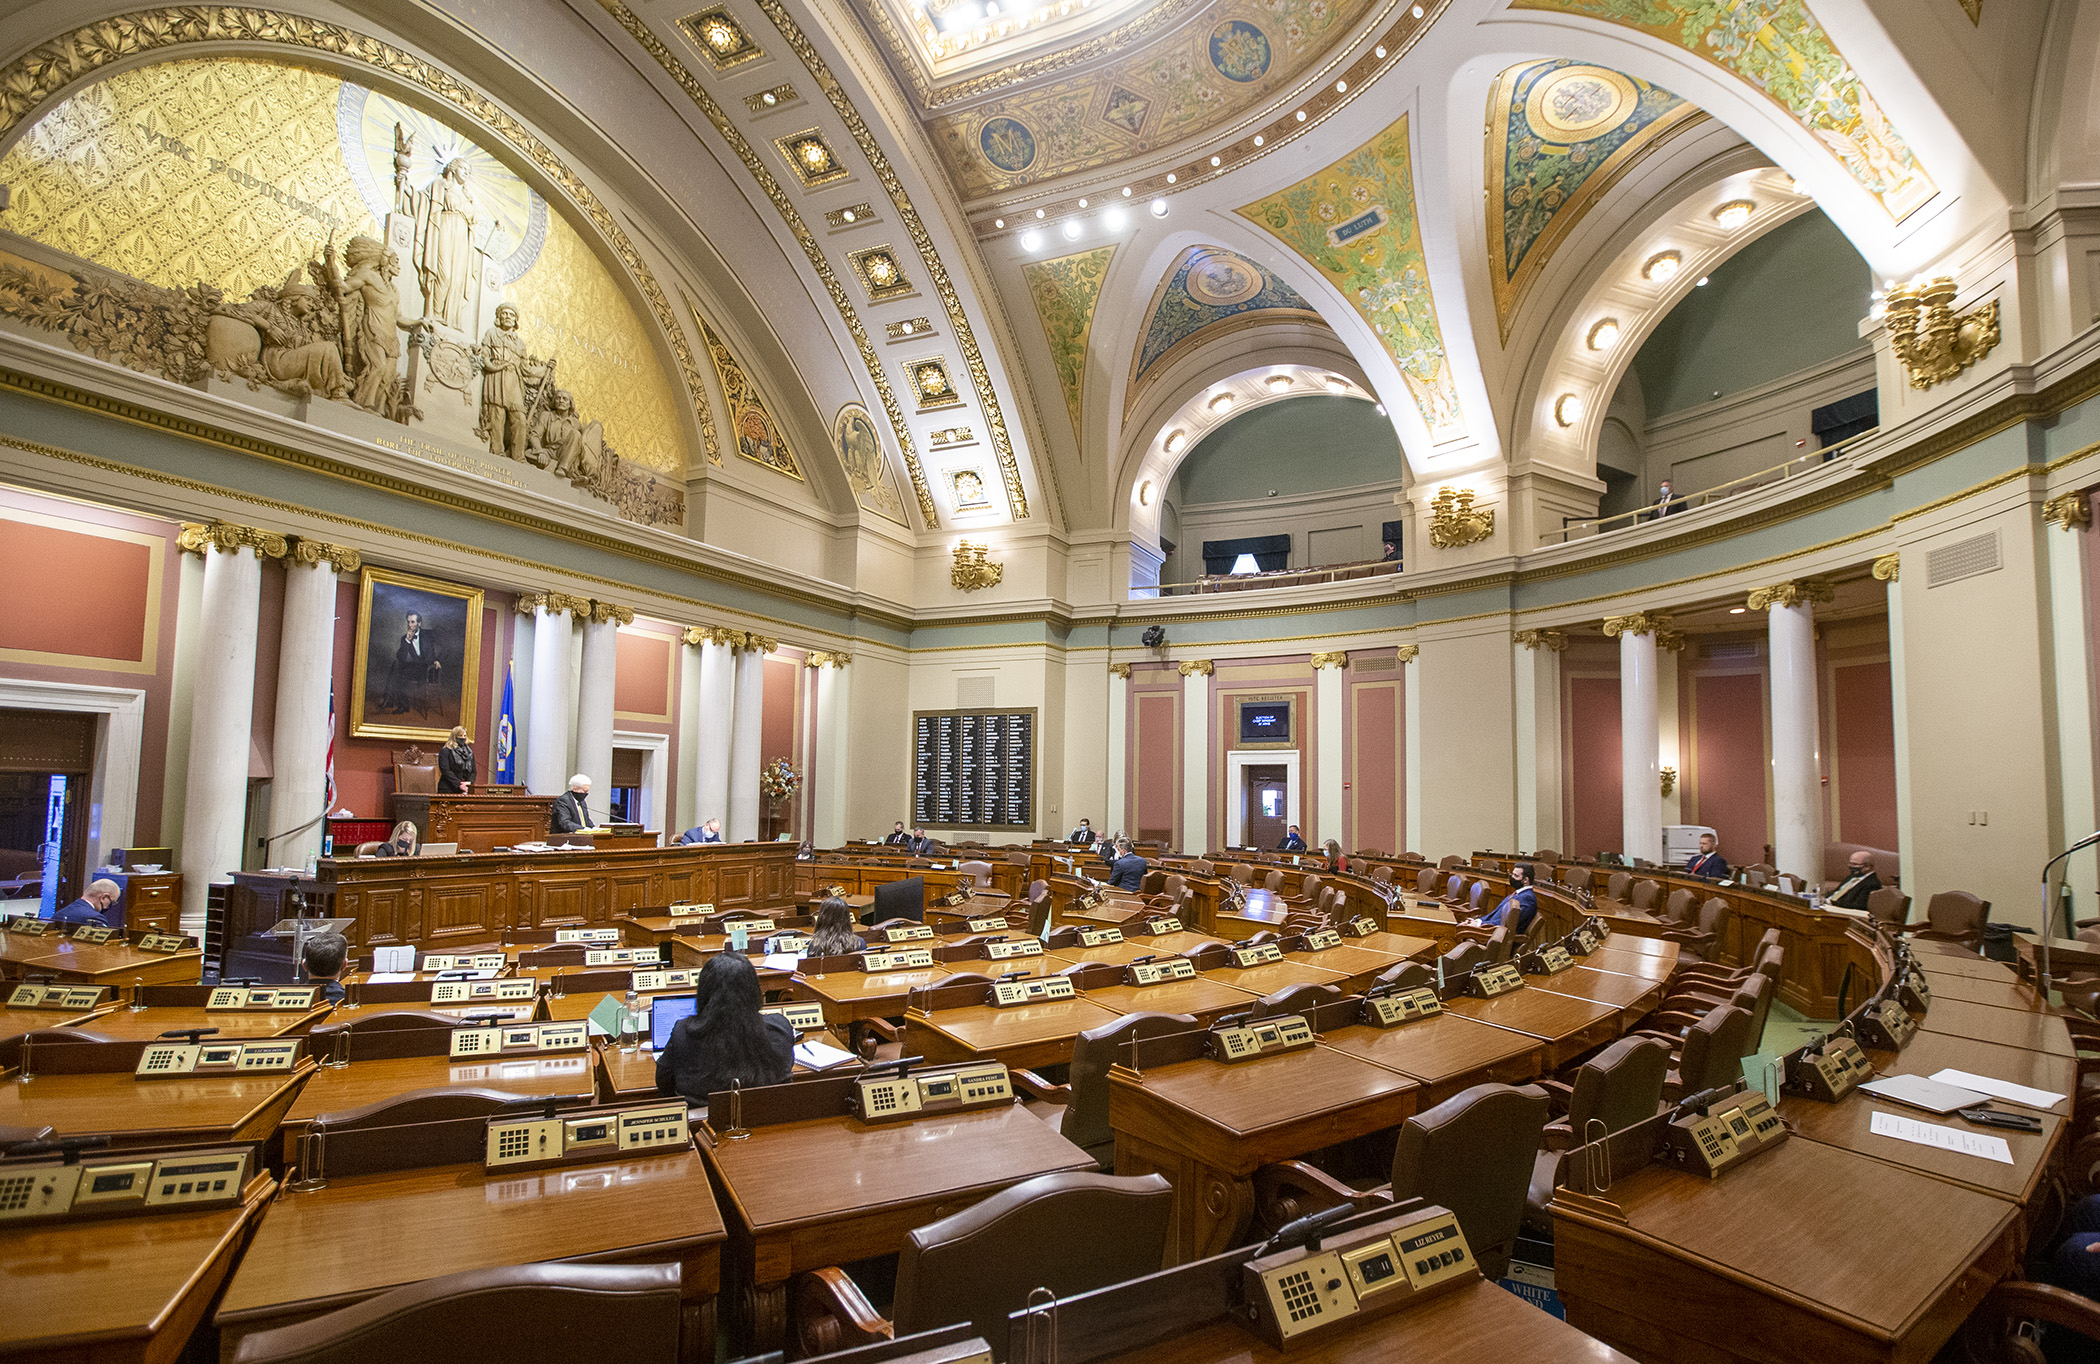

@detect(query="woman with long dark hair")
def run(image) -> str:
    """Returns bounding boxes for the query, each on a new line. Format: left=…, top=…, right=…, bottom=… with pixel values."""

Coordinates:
left=808, top=896, right=866, bottom=957
left=654, top=951, right=794, bottom=1105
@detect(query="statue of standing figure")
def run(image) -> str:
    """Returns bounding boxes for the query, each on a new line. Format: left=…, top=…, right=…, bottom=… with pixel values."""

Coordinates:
left=476, top=303, right=533, bottom=460
left=423, top=157, right=479, bottom=331
left=335, top=235, right=404, bottom=416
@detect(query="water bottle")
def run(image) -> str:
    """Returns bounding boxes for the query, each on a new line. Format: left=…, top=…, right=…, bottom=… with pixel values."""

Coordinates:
left=622, top=988, right=641, bottom=1052
left=730, top=922, right=749, bottom=952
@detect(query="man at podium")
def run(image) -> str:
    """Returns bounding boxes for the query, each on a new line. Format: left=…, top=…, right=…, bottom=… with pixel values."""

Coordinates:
left=550, top=773, right=593, bottom=835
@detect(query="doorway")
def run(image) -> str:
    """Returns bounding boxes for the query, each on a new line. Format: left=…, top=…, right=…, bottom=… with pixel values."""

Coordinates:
left=0, top=709, right=96, bottom=914
left=1245, top=765, right=1287, bottom=851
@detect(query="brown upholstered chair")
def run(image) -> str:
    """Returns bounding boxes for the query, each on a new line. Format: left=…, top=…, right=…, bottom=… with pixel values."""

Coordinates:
left=229, top=1263, right=682, bottom=1364
left=1440, top=874, right=1470, bottom=908
left=1822, top=842, right=1901, bottom=893
left=1025, top=881, right=1052, bottom=939
left=1663, top=897, right=1730, bottom=962
left=391, top=747, right=438, bottom=797
left=1666, top=943, right=1781, bottom=1009
left=1605, top=871, right=1633, bottom=904
left=1013, top=1011, right=1197, bottom=1168
left=0, top=1025, right=116, bottom=1071
left=1415, top=867, right=1441, bottom=896
left=1867, top=887, right=1913, bottom=930
left=1664, top=1003, right=1755, bottom=1102
left=1368, top=864, right=1393, bottom=886
left=1253, top=1083, right=1549, bottom=1280
left=1231, top=863, right=1256, bottom=885
left=1913, top=891, right=1989, bottom=952
left=1247, top=983, right=1344, bottom=1020
left=1439, top=855, right=1464, bottom=869
left=1525, top=1035, right=1670, bottom=1232
left=1531, top=848, right=1562, bottom=866
left=1672, top=929, right=1780, bottom=990
left=1660, top=887, right=1696, bottom=927
left=1263, top=869, right=1285, bottom=893
left=1628, top=879, right=1662, bottom=912
left=1637, top=974, right=1772, bottom=1058
left=956, top=860, right=994, bottom=889
left=354, top=841, right=384, bottom=857
left=1439, top=940, right=1488, bottom=978
left=789, top=1172, right=1174, bottom=1360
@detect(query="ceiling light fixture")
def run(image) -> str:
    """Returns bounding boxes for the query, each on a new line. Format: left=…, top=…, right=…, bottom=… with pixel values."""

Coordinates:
left=1020, top=230, right=1042, bottom=250
left=1728, top=606, right=1746, bottom=614
left=1295, top=109, right=1307, bottom=122
left=1122, top=186, right=1132, bottom=197
left=1078, top=197, right=1088, bottom=207
left=1105, top=206, right=1128, bottom=230
left=1062, top=219, right=1082, bottom=240
left=1336, top=79, right=1347, bottom=93
left=899, top=320, right=914, bottom=334
left=1164, top=430, right=1187, bottom=454
left=1166, top=172, right=1177, bottom=183
left=1253, top=134, right=1264, bottom=146
left=1713, top=200, right=1755, bottom=229
left=993, top=217, right=1003, bottom=228
left=1411, top=4, right=1423, bottom=15
left=1323, top=375, right=1348, bottom=393
left=841, top=209, right=855, bottom=223
left=1642, top=250, right=1681, bottom=283
left=1266, top=374, right=1293, bottom=392
left=1554, top=393, right=1585, bottom=427
left=1209, top=392, right=1236, bottom=414
left=1375, top=44, right=1386, bottom=57
left=1210, top=155, right=1222, bottom=167
left=1150, top=198, right=1168, bottom=217
left=1587, top=318, right=1621, bottom=351
left=1139, top=480, right=1153, bottom=506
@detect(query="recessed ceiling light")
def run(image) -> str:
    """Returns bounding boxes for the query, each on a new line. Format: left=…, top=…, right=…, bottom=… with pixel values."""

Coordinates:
left=1062, top=219, right=1082, bottom=240
left=1375, top=44, right=1386, bottom=57
left=1695, top=275, right=1710, bottom=286
left=1122, top=186, right=1132, bottom=197
left=900, top=320, right=914, bottom=334
left=1336, top=80, right=1347, bottom=93
left=1020, top=230, right=1042, bottom=250
left=993, top=217, right=1004, bottom=228
left=1713, top=200, right=1754, bottom=229
left=841, top=209, right=855, bottom=223
left=1643, top=250, right=1681, bottom=282
left=1150, top=198, right=1168, bottom=217
left=1253, top=134, right=1264, bottom=146
left=1210, top=155, right=1222, bottom=167
left=761, top=92, right=777, bottom=105
left=1105, top=206, right=1127, bottom=230
left=1209, top=392, right=1236, bottom=414
left=1728, top=607, right=1746, bottom=614
left=1554, top=393, right=1585, bottom=426
left=1587, top=318, right=1621, bottom=351
left=1166, top=173, right=1177, bottom=183
left=1078, top=197, right=1088, bottom=207
left=1323, top=375, right=1348, bottom=393
left=1295, top=109, right=1307, bottom=122
left=1411, top=4, right=1423, bottom=15
left=1164, top=430, right=1187, bottom=454
left=1265, top=374, right=1293, bottom=392
left=1138, top=480, right=1153, bottom=506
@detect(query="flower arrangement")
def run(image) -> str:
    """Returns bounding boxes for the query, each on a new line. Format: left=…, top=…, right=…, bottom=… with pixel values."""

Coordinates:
left=760, top=757, right=802, bottom=810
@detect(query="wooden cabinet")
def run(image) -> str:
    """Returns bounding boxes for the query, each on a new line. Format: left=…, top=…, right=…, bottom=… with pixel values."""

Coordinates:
left=108, top=870, right=182, bottom=935
left=389, top=793, right=557, bottom=852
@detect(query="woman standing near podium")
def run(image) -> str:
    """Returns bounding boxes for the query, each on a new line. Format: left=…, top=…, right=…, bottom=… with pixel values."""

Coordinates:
left=438, top=725, right=475, bottom=793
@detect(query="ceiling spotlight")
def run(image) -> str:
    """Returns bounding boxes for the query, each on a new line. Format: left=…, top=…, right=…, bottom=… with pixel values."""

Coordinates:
left=1323, top=375, right=1348, bottom=393
left=1166, top=172, right=1177, bottom=184
left=841, top=209, right=856, bottom=223
left=1105, top=206, right=1128, bottom=230
left=1164, top=430, right=1187, bottom=454
left=1020, top=230, right=1042, bottom=250
left=1411, top=3, right=1423, bottom=14
left=761, top=91, right=777, bottom=106
left=1209, top=392, right=1236, bottom=414
left=1554, top=392, right=1585, bottom=427
left=1253, top=134, right=1264, bottom=146
left=1078, top=197, right=1089, bottom=208
left=1375, top=44, right=1386, bottom=57
left=1587, top=318, right=1621, bottom=351
left=1695, top=275, right=1710, bottom=286
left=1062, top=219, right=1082, bottom=240
left=1373, top=403, right=1386, bottom=416
left=1642, top=250, right=1681, bottom=283
left=1210, top=155, right=1222, bottom=167
left=1336, top=79, right=1347, bottom=93
left=1713, top=200, right=1755, bottom=229
left=1139, top=480, right=1154, bottom=506
left=1150, top=198, right=1168, bottom=217
left=1295, top=109, right=1307, bottom=122
left=994, top=217, right=1004, bottom=228
left=1122, top=186, right=1132, bottom=197
left=1265, top=374, right=1293, bottom=392
left=1728, top=607, right=1746, bottom=614
left=899, top=320, right=914, bottom=334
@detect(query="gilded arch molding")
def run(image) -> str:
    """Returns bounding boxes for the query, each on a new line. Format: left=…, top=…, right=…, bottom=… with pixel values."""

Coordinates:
left=0, top=6, right=723, bottom=467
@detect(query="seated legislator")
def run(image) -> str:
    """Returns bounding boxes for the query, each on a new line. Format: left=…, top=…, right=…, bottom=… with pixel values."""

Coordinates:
left=1684, top=833, right=1729, bottom=880
left=550, top=774, right=593, bottom=835
left=808, top=897, right=867, bottom=956
left=1323, top=839, right=1349, bottom=874
left=883, top=821, right=911, bottom=846
left=1069, top=818, right=1096, bottom=845
left=1480, top=864, right=1540, bottom=934
left=51, top=877, right=121, bottom=927
left=1279, top=824, right=1307, bottom=853
left=2054, top=1195, right=2100, bottom=1300
left=655, top=952, right=795, bottom=1106
left=676, top=818, right=724, bottom=845
left=437, top=725, right=475, bottom=794
left=1828, top=850, right=1882, bottom=910
left=303, top=932, right=349, bottom=1003
left=1108, top=840, right=1148, bottom=892
left=909, top=828, right=944, bottom=856
left=367, top=820, right=419, bottom=857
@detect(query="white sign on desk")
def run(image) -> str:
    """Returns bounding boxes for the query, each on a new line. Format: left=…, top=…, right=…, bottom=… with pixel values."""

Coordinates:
left=1868, top=1109, right=2015, bottom=1164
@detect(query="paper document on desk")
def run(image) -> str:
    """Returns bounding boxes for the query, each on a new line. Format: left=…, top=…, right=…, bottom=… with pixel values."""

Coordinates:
left=1926, top=1069, right=2066, bottom=1111
left=364, top=972, right=418, bottom=984
left=1869, top=1110, right=2015, bottom=1164
left=795, top=1040, right=857, bottom=1071
left=761, top=953, right=803, bottom=971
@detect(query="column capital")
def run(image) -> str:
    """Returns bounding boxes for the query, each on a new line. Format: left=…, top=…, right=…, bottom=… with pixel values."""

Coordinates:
left=1107, top=662, right=1132, bottom=679
left=1310, top=652, right=1348, bottom=670
left=1395, top=644, right=1419, bottom=663
left=804, top=650, right=851, bottom=668
left=1603, top=612, right=1667, bottom=638
left=516, top=591, right=589, bottom=617
left=286, top=538, right=360, bottom=573
left=2045, top=491, right=2092, bottom=532
left=1176, top=659, right=1213, bottom=677
left=1513, top=629, right=1566, bottom=652
left=1872, top=551, right=1901, bottom=582
left=744, top=634, right=779, bottom=654
left=588, top=600, right=635, bottom=626
left=1745, top=579, right=1834, bottom=611
left=178, top=521, right=287, bottom=559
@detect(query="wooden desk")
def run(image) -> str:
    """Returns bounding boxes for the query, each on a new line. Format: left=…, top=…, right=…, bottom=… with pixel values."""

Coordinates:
left=389, top=790, right=556, bottom=852
left=1916, top=998, right=2074, bottom=1057
left=0, top=1001, right=113, bottom=1041
left=281, top=1053, right=594, bottom=1152
left=793, top=966, right=952, bottom=1033
left=0, top=1065, right=312, bottom=1146
left=1, top=1174, right=273, bottom=1364
left=701, top=1102, right=1093, bottom=1352
left=594, top=1034, right=860, bottom=1101
left=1443, top=987, right=1622, bottom=1068
left=1532, top=966, right=1666, bottom=1021
left=1912, top=971, right=2043, bottom=1010
left=1198, top=958, right=1351, bottom=1000
left=218, top=1150, right=725, bottom=1363
left=1355, top=930, right=1445, bottom=959
left=1290, top=940, right=1432, bottom=991
left=1316, top=1016, right=1547, bottom=1107
left=1111, top=1046, right=1420, bottom=1263
left=1077, top=977, right=1259, bottom=1025
left=1918, top=949, right=2017, bottom=980
left=1862, top=1030, right=2076, bottom=1106
left=1092, top=1277, right=1634, bottom=1364
left=73, top=1004, right=334, bottom=1041
left=904, top=998, right=1127, bottom=1070
left=1781, top=1089, right=2063, bottom=1205
left=1910, top=938, right=1987, bottom=960
left=1553, top=1137, right=2019, bottom=1364
left=0, top=934, right=203, bottom=987
left=1580, top=946, right=1678, bottom=982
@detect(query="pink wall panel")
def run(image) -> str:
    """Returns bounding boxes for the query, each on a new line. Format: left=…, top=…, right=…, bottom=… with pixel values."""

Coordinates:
left=1689, top=671, right=1768, bottom=862
left=0, top=521, right=152, bottom=661
left=1567, top=676, right=1622, bottom=857
left=1350, top=681, right=1399, bottom=854
left=1831, top=660, right=1898, bottom=850
left=614, top=631, right=672, bottom=718
left=1134, top=692, right=1178, bottom=844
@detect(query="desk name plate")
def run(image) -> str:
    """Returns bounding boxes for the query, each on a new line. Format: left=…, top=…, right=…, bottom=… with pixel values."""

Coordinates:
left=432, top=978, right=538, bottom=1005
left=206, top=986, right=321, bottom=1011
left=485, top=1101, right=690, bottom=1171
left=862, top=948, right=936, bottom=971
left=135, top=932, right=195, bottom=953
left=69, top=923, right=114, bottom=944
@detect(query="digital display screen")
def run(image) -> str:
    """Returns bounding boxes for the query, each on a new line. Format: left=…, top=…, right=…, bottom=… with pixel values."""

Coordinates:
left=1357, top=1251, right=1396, bottom=1284
left=90, top=1171, right=137, bottom=1193
left=650, top=995, right=696, bottom=1050
left=1239, top=701, right=1292, bottom=745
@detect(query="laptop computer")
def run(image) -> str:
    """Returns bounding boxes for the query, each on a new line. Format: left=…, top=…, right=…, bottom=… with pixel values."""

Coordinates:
left=650, top=994, right=697, bottom=1050
left=415, top=842, right=459, bottom=857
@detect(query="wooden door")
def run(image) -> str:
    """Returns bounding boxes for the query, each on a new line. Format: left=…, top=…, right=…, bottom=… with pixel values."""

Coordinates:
left=1245, top=765, right=1287, bottom=850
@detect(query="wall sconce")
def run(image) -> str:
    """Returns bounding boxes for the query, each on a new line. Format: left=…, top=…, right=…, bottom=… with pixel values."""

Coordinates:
left=1659, top=766, right=1677, bottom=798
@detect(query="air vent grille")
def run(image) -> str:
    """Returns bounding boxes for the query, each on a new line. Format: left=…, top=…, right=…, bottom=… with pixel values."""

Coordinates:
left=1699, top=641, right=1761, bottom=661
left=1354, top=656, right=1397, bottom=671
left=1926, top=532, right=2001, bottom=587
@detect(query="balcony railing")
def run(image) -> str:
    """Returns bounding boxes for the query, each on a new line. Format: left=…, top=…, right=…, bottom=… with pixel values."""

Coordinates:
left=1542, top=426, right=1881, bottom=545
left=1140, top=556, right=1401, bottom=598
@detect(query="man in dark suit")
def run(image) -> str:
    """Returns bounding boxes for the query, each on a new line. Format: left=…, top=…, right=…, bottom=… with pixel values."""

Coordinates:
left=385, top=610, right=442, bottom=716
left=1279, top=825, right=1306, bottom=853
left=1684, top=832, right=1729, bottom=880
left=676, top=818, right=722, bottom=844
left=1107, top=840, right=1147, bottom=892
left=1069, top=819, right=1095, bottom=845
left=550, top=774, right=593, bottom=835
left=883, top=822, right=910, bottom=846
left=1828, top=850, right=1882, bottom=910
left=1480, top=864, right=1539, bottom=934
left=52, top=878, right=120, bottom=928
left=909, top=828, right=943, bottom=856
left=1652, top=480, right=1684, bottom=519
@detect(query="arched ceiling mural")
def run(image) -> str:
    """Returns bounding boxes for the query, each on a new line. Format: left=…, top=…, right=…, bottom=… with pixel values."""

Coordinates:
left=1129, top=246, right=1321, bottom=394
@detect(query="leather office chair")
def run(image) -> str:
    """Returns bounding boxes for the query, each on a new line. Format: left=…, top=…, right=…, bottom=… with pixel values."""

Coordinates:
left=230, top=1263, right=683, bottom=1364
left=1368, top=864, right=1393, bottom=886
left=1476, top=859, right=1503, bottom=873
left=789, top=1172, right=1174, bottom=1360
left=1637, top=974, right=1772, bottom=1057
left=1531, top=848, right=1561, bottom=866
left=1, top=1025, right=115, bottom=1071
left=1821, top=842, right=1901, bottom=894
left=391, top=747, right=439, bottom=797
left=1004, top=851, right=1031, bottom=868
left=1439, top=855, right=1464, bottom=870
left=354, top=841, right=384, bottom=856
left=1231, top=863, right=1256, bottom=885
left=1660, top=887, right=1696, bottom=927
left=1524, top=1035, right=1669, bottom=1234
left=1664, top=1004, right=1755, bottom=1102
left=1025, top=881, right=1052, bottom=939
left=1013, top=1011, right=1197, bottom=1169
left=1440, top=875, right=1470, bottom=909
left=1663, top=897, right=1730, bottom=962
left=1914, top=891, right=1990, bottom=952
left=1415, top=867, right=1441, bottom=896
left=1867, top=887, right=1913, bottom=930
left=1666, top=942, right=1781, bottom=1006
left=956, top=860, right=994, bottom=889
left=1629, top=879, right=1662, bottom=912
left=1263, top=869, right=1285, bottom=893
left=1253, top=1083, right=1550, bottom=1280
left=1605, top=871, right=1632, bottom=904
left=1247, top=983, right=1343, bottom=1020
left=1439, top=940, right=1488, bottom=978
left=1467, top=881, right=1492, bottom=919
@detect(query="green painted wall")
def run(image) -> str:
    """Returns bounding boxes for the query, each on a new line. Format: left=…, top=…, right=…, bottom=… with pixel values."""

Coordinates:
left=1632, top=209, right=1871, bottom=418
left=1169, top=394, right=1403, bottom=505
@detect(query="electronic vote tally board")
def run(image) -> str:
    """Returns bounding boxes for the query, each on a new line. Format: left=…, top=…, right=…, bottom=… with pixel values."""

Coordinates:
left=911, top=707, right=1036, bottom=829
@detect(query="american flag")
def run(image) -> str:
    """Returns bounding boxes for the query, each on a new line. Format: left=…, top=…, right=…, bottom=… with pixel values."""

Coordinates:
left=323, top=689, right=337, bottom=811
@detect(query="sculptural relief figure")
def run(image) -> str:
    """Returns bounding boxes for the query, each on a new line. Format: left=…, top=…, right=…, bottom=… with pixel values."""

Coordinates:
left=392, top=124, right=416, bottom=216
left=336, top=236, right=405, bottom=416
left=423, top=157, right=480, bottom=330
left=203, top=268, right=349, bottom=400
left=529, top=388, right=607, bottom=487
left=476, top=303, right=532, bottom=461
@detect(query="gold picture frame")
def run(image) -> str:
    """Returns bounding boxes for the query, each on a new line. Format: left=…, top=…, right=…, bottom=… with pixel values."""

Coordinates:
left=350, top=566, right=484, bottom=741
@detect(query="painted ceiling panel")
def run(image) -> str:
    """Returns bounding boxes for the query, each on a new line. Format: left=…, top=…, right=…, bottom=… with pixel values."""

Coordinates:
left=1131, top=245, right=1320, bottom=390
left=1021, top=244, right=1117, bottom=442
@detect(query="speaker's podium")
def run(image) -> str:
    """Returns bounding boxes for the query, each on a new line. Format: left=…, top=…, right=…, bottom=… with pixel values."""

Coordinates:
left=390, top=788, right=557, bottom=852
left=564, top=824, right=660, bottom=851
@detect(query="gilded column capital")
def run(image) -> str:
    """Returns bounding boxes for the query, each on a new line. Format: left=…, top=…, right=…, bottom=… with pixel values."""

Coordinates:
left=287, top=538, right=360, bottom=573
left=1395, top=644, right=1419, bottom=663
left=588, top=600, right=635, bottom=626
left=681, top=626, right=706, bottom=646
left=1309, top=652, right=1349, bottom=671
left=1177, top=659, right=1213, bottom=678
left=1602, top=612, right=1666, bottom=638
left=1656, top=627, right=1688, bottom=652
left=805, top=650, right=851, bottom=668
left=1107, top=662, right=1132, bottom=679
left=2045, top=492, right=2092, bottom=532
left=177, top=521, right=287, bottom=560
left=516, top=591, right=587, bottom=617
left=745, top=634, right=779, bottom=654
left=1513, top=629, right=1567, bottom=652
left=1872, top=552, right=1901, bottom=583
left=1745, top=579, right=1834, bottom=612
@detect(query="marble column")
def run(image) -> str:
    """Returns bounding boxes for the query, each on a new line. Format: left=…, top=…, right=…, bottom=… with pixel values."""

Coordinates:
left=1513, top=631, right=1566, bottom=854
left=1876, top=553, right=1915, bottom=892
left=524, top=593, right=580, bottom=796
left=1312, top=653, right=1347, bottom=850
left=809, top=652, right=851, bottom=849
left=1105, top=664, right=1130, bottom=838
left=574, top=601, right=629, bottom=808
left=270, top=540, right=358, bottom=868
left=1605, top=613, right=1664, bottom=865
left=727, top=635, right=773, bottom=842
left=694, top=629, right=737, bottom=832
left=1401, top=645, right=1421, bottom=855
left=676, top=628, right=704, bottom=833
left=1180, top=660, right=1212, bottom=853
left=2046, top=499, right=2100, bottom=909
left=177, top=522, right=286, bottom=932
left=1754, top=579, right=1831, bottom=884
